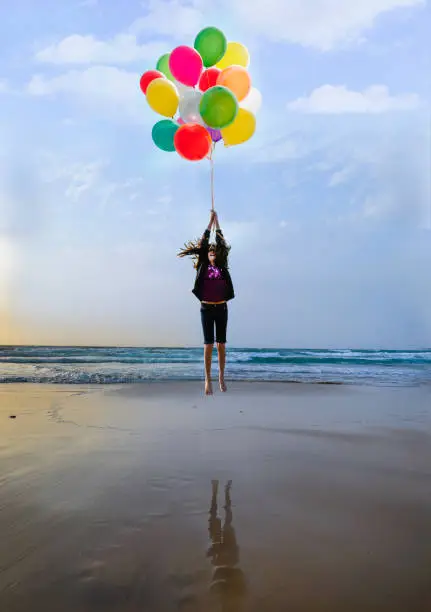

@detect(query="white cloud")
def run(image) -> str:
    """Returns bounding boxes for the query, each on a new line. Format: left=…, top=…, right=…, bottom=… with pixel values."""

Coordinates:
left=326, top=119, right=431, bottom=228
left=279, top=220, right=300, bottom=231
left=32, top=153, right=166, bottom=220
left=0, top=79, right=10, bottom=93
left=218, top=220, right=261, bottom=250
left=249, top=139, right=302, bottom=163
left=36, top=154, right=135, bottom=212
left=35, top=1, right=205, bottom=67
left=328, top=165, right=357, bottom=187
left=35, top=34, right=165, bottom=65
left=221, top=137, right=305, bottom=165
left=232, top=0, right=425, bottom=50
left=288, top=85, right=421, bottom=113
left=27, top=66, right=146, bottom=122
left=130, top=0, right=205, bottom=40
left=157, top=194, right=173, bottom=205
left=37, top=153, right=104, bottom=187
left=33, top=0, right=424, bottom=73
left=65, top=162, right=106, bottom=201
left=363, top=193, right=394, bottom=219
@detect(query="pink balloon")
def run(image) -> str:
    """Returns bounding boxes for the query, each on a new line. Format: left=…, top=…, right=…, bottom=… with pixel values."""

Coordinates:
left=177, top=118, right=185, bottom=125
left=169, top=46, right=203, bottom=87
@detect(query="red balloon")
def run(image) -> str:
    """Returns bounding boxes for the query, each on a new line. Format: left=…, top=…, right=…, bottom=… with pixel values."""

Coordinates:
left=174, top=124, right=212, bottom=161
left=199, top=68, right=221, bottom=92
left=139, top=70, right=165, bottom=94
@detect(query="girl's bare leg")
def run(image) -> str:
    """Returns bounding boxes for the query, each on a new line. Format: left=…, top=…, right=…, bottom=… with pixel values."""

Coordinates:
left=204, top=344, right=214, bottom=395
left=216, top=343, right=227, bottom=392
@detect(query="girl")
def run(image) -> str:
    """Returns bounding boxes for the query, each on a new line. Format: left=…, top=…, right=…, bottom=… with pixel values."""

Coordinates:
left=178, top=210, right=235, bottom=395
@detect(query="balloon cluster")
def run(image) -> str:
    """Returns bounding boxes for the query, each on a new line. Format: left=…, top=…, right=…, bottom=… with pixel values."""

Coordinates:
left=139, top=26, right=261, bottom=161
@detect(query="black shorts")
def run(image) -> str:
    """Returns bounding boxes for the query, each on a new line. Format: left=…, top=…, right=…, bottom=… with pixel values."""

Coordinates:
left=200, top=302, right=228, bottom=344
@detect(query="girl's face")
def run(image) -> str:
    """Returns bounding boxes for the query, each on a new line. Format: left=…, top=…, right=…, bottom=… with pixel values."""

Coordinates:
left=208, top=251, right=217, bottom=265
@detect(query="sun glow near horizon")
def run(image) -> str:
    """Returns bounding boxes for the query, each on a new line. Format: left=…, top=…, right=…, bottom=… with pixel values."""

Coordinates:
left=0, top=236, right=17, bottom=343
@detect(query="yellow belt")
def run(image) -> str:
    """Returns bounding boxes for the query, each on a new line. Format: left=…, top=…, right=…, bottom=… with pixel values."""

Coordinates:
left=201, top=301, right=226, bottom=305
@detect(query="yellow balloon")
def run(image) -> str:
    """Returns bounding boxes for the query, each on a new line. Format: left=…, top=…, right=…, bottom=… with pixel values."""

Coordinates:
left=216, top=41, right=249, bottom=70
left=221, top=108, right=256, bottom=146
left=146, top=78, right=179, bottom=117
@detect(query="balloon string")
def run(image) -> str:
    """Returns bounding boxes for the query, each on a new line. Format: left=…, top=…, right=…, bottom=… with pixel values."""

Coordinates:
left=210, top=144, right=215, bottom=212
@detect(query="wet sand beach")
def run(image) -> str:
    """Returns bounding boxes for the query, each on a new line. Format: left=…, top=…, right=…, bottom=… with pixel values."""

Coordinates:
left=1, top=382, right=430, bottom=611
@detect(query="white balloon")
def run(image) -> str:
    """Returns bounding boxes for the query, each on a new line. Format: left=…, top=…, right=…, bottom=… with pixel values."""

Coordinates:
left=179, top=89, right=204, bottom=125
left=240, top=87, right=262, bottom=114
left=174, top=79, right=190, bottom=96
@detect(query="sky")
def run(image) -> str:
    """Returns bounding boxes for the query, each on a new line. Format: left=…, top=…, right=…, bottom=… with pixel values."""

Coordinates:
left=0, top=0, right=430, bottom=348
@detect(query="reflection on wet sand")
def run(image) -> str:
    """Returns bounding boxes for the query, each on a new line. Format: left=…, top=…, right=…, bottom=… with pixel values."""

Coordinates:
left=207, top=480, right=246, bottom=612
left=2, top=384, right=430, bottom=612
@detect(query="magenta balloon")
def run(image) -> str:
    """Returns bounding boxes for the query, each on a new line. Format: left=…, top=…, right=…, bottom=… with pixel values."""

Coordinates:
left=207, top=126, right=222, bottom=142
left=169, top=46, right=203, bottom=87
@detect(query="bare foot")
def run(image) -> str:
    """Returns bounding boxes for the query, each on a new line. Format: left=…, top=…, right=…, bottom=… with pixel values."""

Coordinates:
left=219, top=377, right=227, bottom=392
left=205, top=380, right=213, bottom=395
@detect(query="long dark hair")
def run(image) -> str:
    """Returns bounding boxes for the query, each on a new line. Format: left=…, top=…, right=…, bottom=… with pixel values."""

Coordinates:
left=177, top=235, right=231, bottom=270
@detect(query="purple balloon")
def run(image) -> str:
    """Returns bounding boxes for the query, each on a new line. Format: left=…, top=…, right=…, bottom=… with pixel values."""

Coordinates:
left=206, top=126, right=222, bottom=142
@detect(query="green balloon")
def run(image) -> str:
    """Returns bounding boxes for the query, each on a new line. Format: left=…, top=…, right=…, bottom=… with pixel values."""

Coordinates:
left=194, top=26, right=227, bottom=68
left=152, top=119, right=179, bottom=152
left=156, top=53, right=174, bottom=81
left=199, top=86, right=238, bottom=129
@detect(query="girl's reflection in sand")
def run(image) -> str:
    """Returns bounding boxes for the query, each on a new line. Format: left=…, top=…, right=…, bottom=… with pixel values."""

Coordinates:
left=207, top=480, right=246, bottom=612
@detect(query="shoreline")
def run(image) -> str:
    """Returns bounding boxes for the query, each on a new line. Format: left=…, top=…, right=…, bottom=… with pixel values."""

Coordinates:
left=3, top=377, right=431, bottom=387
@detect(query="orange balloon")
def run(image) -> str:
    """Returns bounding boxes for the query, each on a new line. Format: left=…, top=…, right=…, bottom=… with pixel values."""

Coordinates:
left=217, top=65, right=251, bottom=102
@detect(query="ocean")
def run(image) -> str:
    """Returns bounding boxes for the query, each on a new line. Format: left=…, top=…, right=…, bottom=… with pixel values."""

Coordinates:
left=1, top=346, right=430, bottom=386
